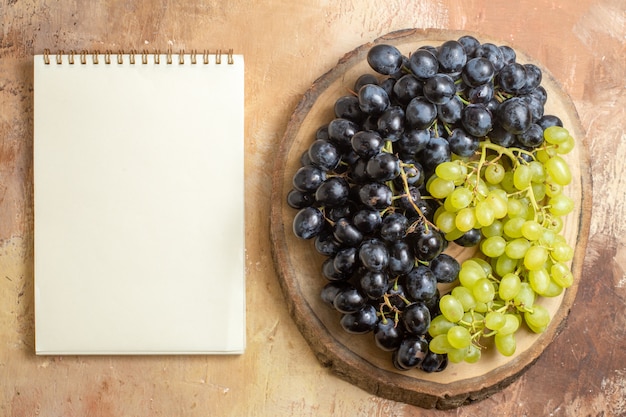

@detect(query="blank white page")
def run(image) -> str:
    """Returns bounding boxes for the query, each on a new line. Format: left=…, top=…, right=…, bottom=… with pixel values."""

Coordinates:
left=34, top=52, right=245, bottom=354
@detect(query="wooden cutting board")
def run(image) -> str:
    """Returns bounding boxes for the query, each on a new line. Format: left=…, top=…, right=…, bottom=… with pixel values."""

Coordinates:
left=270, top=28, right=591, bottom=409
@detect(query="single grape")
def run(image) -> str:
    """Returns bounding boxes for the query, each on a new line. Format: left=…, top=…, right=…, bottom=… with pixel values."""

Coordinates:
left=367, top=44, right=404, bottom=75
left=447, top=325, right=471, bottom=349
left=439, top=294, right=464, bottom=323
left=494, top=333, right=516, bottom=356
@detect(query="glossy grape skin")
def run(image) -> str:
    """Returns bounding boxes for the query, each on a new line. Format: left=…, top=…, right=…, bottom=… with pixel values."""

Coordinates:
left=437, top=95, right=463, bottom=124
left=437, top=40, right=467, bottom=74
left=497, top=97, right=532, bottom=134
left=358, top=238, right=389, bottom=272
left=388, top=241, right=415, bottom=275
left=406, top=97, right=438, bottom=129
left=498, top=63, right=527, bottom=93
left=517, top=123, right=544, bottom=148
left=340, top=304, right=378, bottom=334
left=286, top=189, right=314, bottom=209
left=333, top=285, right=366, bottom=314
left=421, top=137, right=451, bottom=174
left=423, top=73, right=457, bottom=105
left=367, top=44, right=404, bottom=75
left=393, top=336, right=429, bottom=370
left=448, top=128, right=479, bottom=157
left=537, top=114, right=563, bottom=130
left=462, top=57, right=494, bottom=87
left=411, top=224, right=445, bottom=262
left=454, top=228, right=482, bottom=247
left=475, top=43, right=505, bottom=72
left=333, top=218, right=363, bottom=247
left=327, top=118, right=360, bottom=150
left=393, top=74, right=423, bottom=104
left=292, top=165, right=325, bottom=192
left=334, top=95, right=365, bottom=122
left=457, top=35, right=480, bottom=56
left=462, top=104, right=493, bottom=137
left=358, top=84, right=390, bottom=115
left=377, top=105, right=405, bottom=141
left=314, top=230, right=341, bottom=256
left=333, top=247, right=358, bottom=275
left=420, top=350, right=448, bottom=373
left=366, top=152, right=401, bottom=181
left=397, top=128, right=430, bottom=156
left=357, top=182, right=393, bottom=209
left=408, top=49, right=439, bottom=80
left=354, top=73, right=378, bottom=91
left=402, top=302, right=432, bottom=335
left=315, top=177, right=350, bottom=207
left=293, top=207, right=324, bottom=239
left=374, top=318, right=405, bottom=351
left=429, top=253, right=461, bottom=283
left=320, top=281, right=351, bottom=305
left=405, top=265, right=438, bottom=301
left=359, top=269, right=390, bottom=299
left=352, top=208, right=382, bottom=234
left=380, top=212, right=409, bottom=242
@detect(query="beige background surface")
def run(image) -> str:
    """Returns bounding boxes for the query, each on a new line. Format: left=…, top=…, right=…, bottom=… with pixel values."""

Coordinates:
left=1, top=0, right=625, bottom=416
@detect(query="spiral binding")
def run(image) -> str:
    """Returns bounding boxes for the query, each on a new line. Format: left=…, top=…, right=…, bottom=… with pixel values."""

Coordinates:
left=43, top=48, right=235, bottom=65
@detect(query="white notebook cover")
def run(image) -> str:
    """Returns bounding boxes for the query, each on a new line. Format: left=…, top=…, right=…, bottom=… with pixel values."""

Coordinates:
left=33, top=52, right=245, bottom=354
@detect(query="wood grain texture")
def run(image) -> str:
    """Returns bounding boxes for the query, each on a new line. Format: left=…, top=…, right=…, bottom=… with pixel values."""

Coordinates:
left=1, top=0, right=624, bottom=416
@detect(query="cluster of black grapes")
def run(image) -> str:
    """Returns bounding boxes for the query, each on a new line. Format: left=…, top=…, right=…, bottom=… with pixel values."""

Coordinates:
left=288, top=35, right=563, bottom=372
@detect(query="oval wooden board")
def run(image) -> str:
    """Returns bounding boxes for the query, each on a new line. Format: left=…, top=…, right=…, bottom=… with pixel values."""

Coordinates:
left=270, top=28, right=592, bottom=409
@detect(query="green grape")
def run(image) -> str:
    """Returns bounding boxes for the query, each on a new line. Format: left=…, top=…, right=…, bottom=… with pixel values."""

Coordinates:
left=503, top=217, right=525, bottom=239
left=494, top=333, right=516, bottom=356
left=451, top=286, right=477, bottom=311
left=531, top=182, right=546, bottom=201
left=544, top=125, right=570, bottom=144
left=555, top=135, right=575, bottom=154
left=485, top=163, right=505, bottom=184
left=443, top=195, right=459, bottom=212
left=474, top=302, right=489, bottom=313
left=481, top=235, right=506, bottom=257
left=546, top=216, right=564, bottom=233
left=448, top=186, right=473, bottom=209
left=447, top=325, right=471, bottom=349
left=429, top=334, right=453, bottom=354
left=495, top=253, right=518, bottom=277
left=485, top=311, right=506, bottom=331
left=544, top=181, right=563, bottom=198
left=536, top=146, right=557, bottom=163
left=551, top=241, right=574, bottom=262
left=514, top=282, right=536, bottom=310
left=524, top=304, right=551, bottom=332
left=472, top=278, right=495, bottom=303
left=466, top=176, right=489, bottom=198
left=485, top=191, right=508, bottom=219
left=524, top=245, right=549, bottom=271
left=505, top=238, right=531, bottom=259
left=459, top=259, right=487, bottom=288
left=549, top=194, right=574, bottom=216
left=475, top=200, right=495, bottom=227
left=447, top=346, right=468, bottom=363
left=436, top=161, right=466, bottom=181
left=498, top=314, right=520, bottom=335
left=439, top=294, right=465, bottom=323
left=455, top=207, right=476, bottom=232
left=521, top=220, right=544, bottom=241
left=473, top=257, right=493, bottom=276
left=513, top=164, right=532, bottom=190
left=528, top=160, right=546, bottom=183
left=551, top=262, right=574, bottom=288
left=428, top=176, right=456, bottom=198
left=539, top=228, right=557, bottom=246
left=543, top=278, right=564, bottom=297
left=500, top=171, right=517, bottom=193
left=464, top=344, right=482, bottom=363
left=544, top=155, right=572, bottom=186
left=506, top=199, right=528, bottom=219
left=498, top=272, right=522, bottom=301
left=482, top=219, right=503, bottom=238
left=462, top=311, right=485, bottom=326
left=429, top=314, right=455, bottom=337
left=435, top=210, right=457, bottom=233
left=528, top=268, right=551, bottom=295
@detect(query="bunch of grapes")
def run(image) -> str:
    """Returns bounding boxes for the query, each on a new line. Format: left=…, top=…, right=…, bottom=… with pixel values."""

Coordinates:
left=288, top=35, right=576, bottom=372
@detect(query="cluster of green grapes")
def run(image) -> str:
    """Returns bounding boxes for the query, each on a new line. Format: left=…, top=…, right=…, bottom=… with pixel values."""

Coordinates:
left=426, top=125, right=576, bottom=362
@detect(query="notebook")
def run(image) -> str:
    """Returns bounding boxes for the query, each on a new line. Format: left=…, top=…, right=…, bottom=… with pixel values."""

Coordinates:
left=33, top=49, right=245, bottom=355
